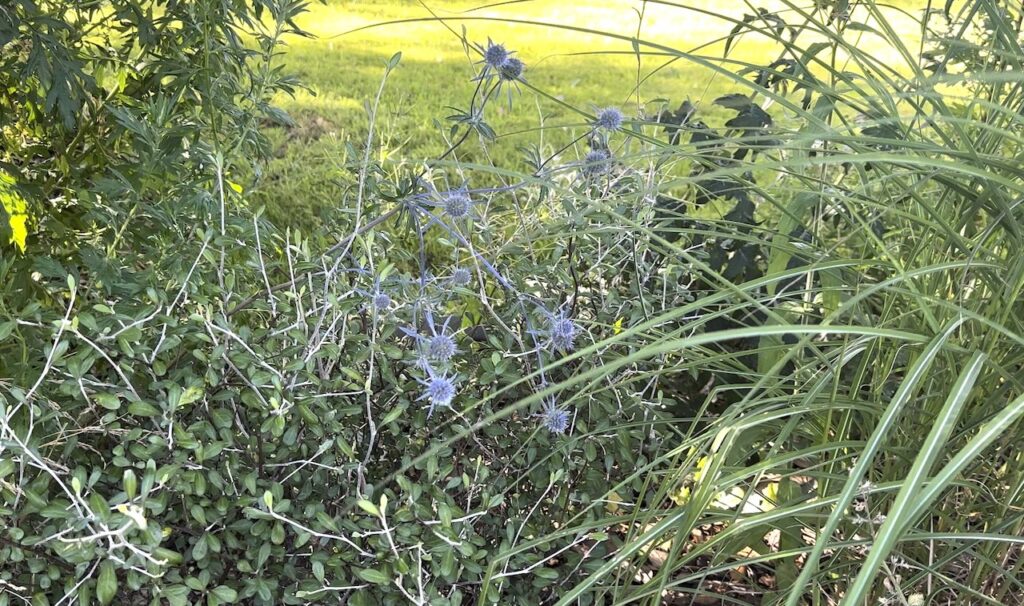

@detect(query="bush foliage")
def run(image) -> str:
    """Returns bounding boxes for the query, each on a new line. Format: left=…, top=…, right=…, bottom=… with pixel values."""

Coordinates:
left=3, top=1, right=1024, bottom=605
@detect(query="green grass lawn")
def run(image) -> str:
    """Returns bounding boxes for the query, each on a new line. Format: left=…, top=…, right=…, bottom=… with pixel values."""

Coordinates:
left=255, top=0, right=927, bottom=229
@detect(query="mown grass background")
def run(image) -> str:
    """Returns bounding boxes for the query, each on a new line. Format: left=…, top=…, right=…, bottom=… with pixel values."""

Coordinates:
left=256, top=0, right=926, bottom=228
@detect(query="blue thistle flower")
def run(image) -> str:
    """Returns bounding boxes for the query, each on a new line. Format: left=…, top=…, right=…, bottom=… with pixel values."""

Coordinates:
left=594, top=107, right=624, bottom=131
left=540, top=398, right=570, bottom=434
left=528, top=307, right=581, bottom=354
left=450, top=267, right=472, bottom=287
left=401, top=310, right=459, bottom=366
left=443, top=191, right=472, bottom=220
left=372, top=291, right=392, bottom=310
left=428, top=333, right=457, bottom=363
left=426, top=189, right=481, bottom=225
left=355, top=273, right=396, bottom=314
left=481, top=54, right=525, bottom=109
left=548, top=314, right=579, bottom=353
left=582, top=148, right=611, bottom=177
left=417, top=370, right=457, bottom=416
left=483, top=41, right=509, bottom=70
left=498, top=57, right=524, bottom=81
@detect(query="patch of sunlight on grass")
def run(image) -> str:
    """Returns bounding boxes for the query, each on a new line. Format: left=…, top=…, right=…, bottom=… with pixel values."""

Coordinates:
left=258, top=0, right=931, bottom=229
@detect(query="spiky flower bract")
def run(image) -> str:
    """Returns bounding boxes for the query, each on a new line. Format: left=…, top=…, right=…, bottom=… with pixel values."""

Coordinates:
left=428, top=333, right=457, bottom=363
left=401, top=309, right=459, bottom=366
left=498, top=57, right=524, bottom=81
left=488, top=55, right=525, bottom=109
left=540, top=398, right=570, bottom=434
left=549, top=315, right=579, bottom=352
left=594, top=107, right=624, bottom=131
left=356, top=273, right=397, bottom=315
left=582, top=148, right=611, bottom=176
left=443, top=191, right=472, bottom=220
left=372, top=291, right=392, bottom=310
left=425, top=375, right=455, bottom=405
left=483, top=41, right=509, bottom=70
left=426, top=188, right=482, bottom=225
left=450, top=267, right=472, bottom=287
left=530, top=308, right=581, bottom=354
left=417, top=370, right=457, bottom=417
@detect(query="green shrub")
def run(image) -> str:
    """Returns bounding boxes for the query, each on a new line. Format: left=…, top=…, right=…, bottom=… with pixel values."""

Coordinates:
left=3, top=1, right=1024, bottom=605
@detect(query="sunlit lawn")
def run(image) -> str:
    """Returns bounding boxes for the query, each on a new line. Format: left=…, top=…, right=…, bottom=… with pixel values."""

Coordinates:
left=256, top=0, right=926, bottom=228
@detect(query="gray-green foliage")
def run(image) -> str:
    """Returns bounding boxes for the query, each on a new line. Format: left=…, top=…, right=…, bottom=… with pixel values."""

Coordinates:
left=3, top=0, right=1024, bottom=605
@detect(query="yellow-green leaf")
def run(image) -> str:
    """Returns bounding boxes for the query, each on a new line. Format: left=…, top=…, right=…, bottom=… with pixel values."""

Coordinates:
left=97, top=560, right=117, bottom=605
left=1, top=170, right=29, bottom=252
left=356, top=499, right=380, bottom=517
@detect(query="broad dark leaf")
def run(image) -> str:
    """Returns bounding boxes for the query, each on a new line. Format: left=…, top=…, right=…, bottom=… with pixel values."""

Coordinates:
left=714, top=93, right=754, bottom=111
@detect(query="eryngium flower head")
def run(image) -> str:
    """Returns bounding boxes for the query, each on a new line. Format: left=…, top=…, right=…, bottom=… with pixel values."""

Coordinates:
left=450, top=267, right=472, bottom=287
left=428, top=333, right=457, bottom=363
left=582, top=149, right=611, bottom=176
left=540, top=400, right=570, bottom=434
left=401, top=310, right=459, bottom=365
left=484, top=41, right=509, bottom=70
left=549, top=315, right=579, bottom=352
left=372, top=292, right=392, bottom=310
left=418, top=371, right=457, bottom=416
left=443, top=191, right=472, bottom=220
left=594, top=107, right=624, bottom=131
left=498, top=57, right=524, bottom=81
left=529, top=308, right=582, bottom=354
left=356, top=273, right=397, bottom=314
